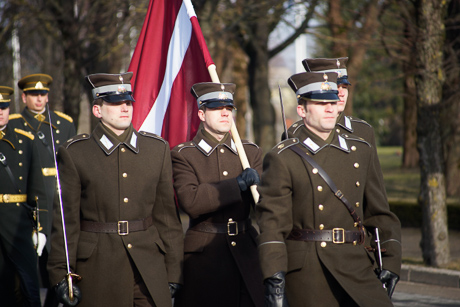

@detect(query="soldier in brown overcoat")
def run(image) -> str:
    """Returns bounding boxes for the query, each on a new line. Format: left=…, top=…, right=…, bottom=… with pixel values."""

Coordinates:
left=172, top=82, right=264, bottom=307
left=47, top=72, right=183, bottom=307
left=256, top=72, right=401, bottom=306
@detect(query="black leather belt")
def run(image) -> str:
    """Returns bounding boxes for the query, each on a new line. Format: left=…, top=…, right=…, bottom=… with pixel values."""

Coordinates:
left=287, top=228, right=363, bottom=244
left=190, top=219, right=251, bottom=236
left=81, top=216, right=153, bottom=236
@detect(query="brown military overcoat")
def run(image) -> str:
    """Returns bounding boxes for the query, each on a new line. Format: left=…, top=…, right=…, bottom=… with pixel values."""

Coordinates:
left=257, top=125, right=402, bottom=307
left=47, top=122, right=183, bottom=307
left=171, top=129, right=264, bottom=307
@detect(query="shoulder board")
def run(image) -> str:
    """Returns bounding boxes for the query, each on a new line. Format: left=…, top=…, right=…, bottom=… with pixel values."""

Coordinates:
left=241, top=139, right=260, bottom=149
left=348, top=116, right=371, bottom=127
left=14, top=128, right=34, bottom=140
left=64, top=133, right=90, bottom=148
left=9, top=113, right=24, bottom=120
left=173, top=142, right=196, bottom=152
left=341, top=134, right=371, bottom=147
left=54, top=110, right=74, bottom=123
left=138, top=131, right=166, bottom=144
left=273, top=138, right=300, bottom=154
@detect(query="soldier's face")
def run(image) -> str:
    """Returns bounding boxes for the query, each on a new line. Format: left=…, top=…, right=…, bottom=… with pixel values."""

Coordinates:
left=0, top=106, right=9, bottom=128
left=297, top=100, right=338, bottom=140
left=337, top=85, right=349, bottom=112
left=198, top=106, right=233, bottom=141
left=22, top=92, right=49, bottom=112
left=92, top=101, right=133, bottom=136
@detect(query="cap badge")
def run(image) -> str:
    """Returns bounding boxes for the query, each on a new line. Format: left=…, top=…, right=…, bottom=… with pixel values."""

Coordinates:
left=321, top=73, right=331, bottom=91
left=218, top=92, right=228, bottom=100
left=118, top=85, right=127, bottom=93
left=336, top=59, right=340, bottom=68
left=35, top=81, right=45, bottom=89
left=0, top=94, right=3, bottom=100
left=119, top=75, right=124, bottom=83
left=220, top=84, right=225, bottom=91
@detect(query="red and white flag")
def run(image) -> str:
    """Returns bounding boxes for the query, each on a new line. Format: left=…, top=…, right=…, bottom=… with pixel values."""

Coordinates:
left=128, top=0, right=214, bottom=148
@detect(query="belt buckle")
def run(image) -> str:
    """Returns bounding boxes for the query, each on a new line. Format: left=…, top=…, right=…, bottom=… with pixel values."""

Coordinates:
left=333, top=228, right=345, bottom=244
left=118, top=221, right=129, bottom=235
left=227, top=219, right=238, bottom=236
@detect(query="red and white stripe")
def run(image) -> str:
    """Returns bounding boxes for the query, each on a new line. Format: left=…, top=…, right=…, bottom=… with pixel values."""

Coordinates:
left=128, top=0, right=213, bottom=148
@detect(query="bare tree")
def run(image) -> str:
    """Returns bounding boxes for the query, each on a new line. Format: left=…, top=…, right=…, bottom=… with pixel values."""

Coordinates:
left=414, top=0, right=450, bottom=267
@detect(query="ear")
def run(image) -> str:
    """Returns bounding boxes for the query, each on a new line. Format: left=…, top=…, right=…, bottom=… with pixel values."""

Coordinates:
left=297, top=104, right=306, bottom=118
left=198, top=109, right=205, bottom=122
left=21, top=93, right=27, bottom=104
left=92, top=104, right=102, bottom=118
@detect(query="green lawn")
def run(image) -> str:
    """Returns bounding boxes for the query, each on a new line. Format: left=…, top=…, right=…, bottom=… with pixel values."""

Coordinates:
left=377, top=146, right=420, bottom=201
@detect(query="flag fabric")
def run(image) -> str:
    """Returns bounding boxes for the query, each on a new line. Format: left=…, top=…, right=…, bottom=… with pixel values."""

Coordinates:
left=128, top=0, right=214, bottom=148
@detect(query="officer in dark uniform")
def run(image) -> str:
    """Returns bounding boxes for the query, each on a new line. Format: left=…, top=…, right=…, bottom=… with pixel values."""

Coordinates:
left=0, top=85, right=48, bottom=306
left=172, top=82, right=264, bottom=307
left=47, top=72, right=183, bottom=307
left=8, top=73, right=76, bottom=306
left=289, top=58, right=392, bottom=279
left=256, top=72, right=401, bottom=306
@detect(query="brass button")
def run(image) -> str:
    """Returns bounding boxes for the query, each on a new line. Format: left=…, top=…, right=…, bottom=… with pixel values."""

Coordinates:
left=123, top=173, right=127, bottom=178
left=354, top=163, right=359, bottom=168
left=356, top=181, right=360, bottom=187
left=16, top=203, right=20, bottom=207
left=19, top=139, right=23, bottom=144
left=19, top=162, right=23, bottom=167
left=312, top=168, right=318, bottom=174
left=57, top=120, right=61, bottom=125
left=127, top=244, right=132, bottom=249
left=124, top=198, right=129, bottom=203
left=121, top=148, right=126, bottom=152
left=231, top=241, right=236, bottom=246
left=318, top=204, right=324, bottom=211
left=319, top=224, right=324, bottom=230
left=321, top=242, right=327, bottom=248
left=353, top=241, right=357, bottom=246
left=220, top=148, right=225, bottom=153
left=19, top=176, right=23, bottom=180
left=336, top=129, right=340, bottom=133
left=355, top=202, right=360, bottom=208
left=19, top=150, right=23, bottom=154
left=351, top=146, right=357, bottom=151
left=317, top=186, right=323, bottom=192
left=56, top=140, right=60, bottom=144
left=24, top=123, right=27, bottom=127
left=354, top=222, right=358, bottom=227
left=178, top=144, right=184, bottom=147
left=223, top=171, right=228, bottom=176
left=56, top=130, right=60, bottom=134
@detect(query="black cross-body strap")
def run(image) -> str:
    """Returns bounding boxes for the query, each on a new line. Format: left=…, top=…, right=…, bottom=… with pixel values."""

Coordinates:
left=289, top=145, right=364, bottom=243
left=0, top=152, right=21, bottom=193
left=36, top=131, right=55, bottom=159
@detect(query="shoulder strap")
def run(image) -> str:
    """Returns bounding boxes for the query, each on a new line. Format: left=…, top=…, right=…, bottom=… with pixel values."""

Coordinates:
left=289, top=145, right=364, bottom=243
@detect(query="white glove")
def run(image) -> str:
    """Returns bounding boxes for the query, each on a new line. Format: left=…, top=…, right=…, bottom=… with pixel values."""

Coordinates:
left=32, top=231, right=47, bottom=256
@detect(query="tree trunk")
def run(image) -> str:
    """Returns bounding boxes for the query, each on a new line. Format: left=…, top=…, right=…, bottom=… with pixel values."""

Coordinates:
left=246, top=19, right=275, bottom=153
left=414, top=0, right=450, bottom=267
left=402, top=69, right=419, bottom=168
left=442, top=0, right=460, bottom=198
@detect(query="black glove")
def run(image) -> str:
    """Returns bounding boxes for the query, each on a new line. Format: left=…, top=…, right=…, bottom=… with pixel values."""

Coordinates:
left=169, top=283, right=182, bottom=298
left=378, top=269, right=399, bottom=298
left=55, top=278, right=82, bottom=306
left=236, top=168, right=260, bottom=191
left=264, top=271, right=289, bottom=307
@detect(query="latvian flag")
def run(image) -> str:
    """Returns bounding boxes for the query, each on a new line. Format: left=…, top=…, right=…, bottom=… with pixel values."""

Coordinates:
left=128, top=0, right=214, bottom=148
